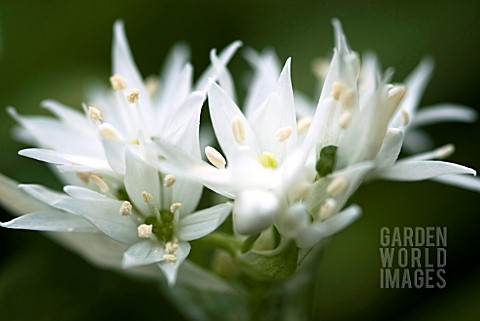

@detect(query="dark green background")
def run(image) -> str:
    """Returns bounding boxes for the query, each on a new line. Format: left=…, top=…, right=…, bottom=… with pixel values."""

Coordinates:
left=0, top=1, right=479, bottom=320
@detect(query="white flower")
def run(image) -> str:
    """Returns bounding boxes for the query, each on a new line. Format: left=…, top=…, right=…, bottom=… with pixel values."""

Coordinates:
left=155, top=19, right=478, bottom=249
left=8, top=20, right=240, bottom=186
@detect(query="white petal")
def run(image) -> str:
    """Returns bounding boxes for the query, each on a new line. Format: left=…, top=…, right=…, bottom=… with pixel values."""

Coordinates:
left=54, top=189, right=138, bottom=244
left=18, top=184, right=68, bottom=207
left=41, top=99, right=87, bottom=125
left=100, top=136, right=127, bottom=174
left=208, top=82, right=259, bottom=161
left=122, top=240, right=165, bottom=268
left=158, top=241, right=191, bottom=286
left=211, top=49, right=237, bottom=102
left=178, top=202, right=232, bottom=241
left=161, top=91, right=204, bottom=158
left=391, top=57, right=434, bottom=127
left=243, top=48, right=281, bottom=117
left=170, top=178, right=203, bottom=218
left=412, top=104, right=477, bottom=127
left=248, top=58, right=297, bottom=161
left=432, top=174, right=480, bottom=192
left=1, top=210, right=97, bottom=232
left=375, top=128, right=404, bottom=168
left=19, top=148, right=111, bottom=172
left=0, top=173, right=47, bottom=215
left=124, top=149, right=161, bottom=213
left=377, top=160, right=476, bottom=181
left=112, top=21, right=152, bottom=111
left=63, top=185, right=110, bottom=200
left=297, top=204, right=361, bottom=249
left=195, top=41, right=242, bottom=93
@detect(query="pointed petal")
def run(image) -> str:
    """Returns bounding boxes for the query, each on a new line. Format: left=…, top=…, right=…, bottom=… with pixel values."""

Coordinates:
left=375, top=128, right=404, bottom=168
left=248, top=58, right=297, bottom=161
left=1, top=210, right=97, bottom=232
left=122, top=240, right=165, bottom=268
left=195, top=41, right=242, bottom=93
left=432, top=174, right=480, bottom=192
left=170, top=178, right=203, bottom=218
left=158, top=241, right=191, bottom=286
left=18, top=184, right=68, bottom=207
left=178, top=202, right=232, bottom=241
left=0, top=173, right=48, bottom=215
left=210, top=48, right=237, bottom=102
left=244, top=48, right=281, bottom=117
left=391, top=57, right=435, bottom=127
left=41, top=100, right=87, bottom=125
left=55, top=187, right=138, bottom=244
left=208, top=82, right=259, bottom=161
left=19, top=148, right=111, bottom=172
left=377, top=160, right=476, bottom=181
left=124, top=149, right=160, bottom=213
left=412, top=104, right=477, bottom=127
left=297, top=204, right=361, bottom=249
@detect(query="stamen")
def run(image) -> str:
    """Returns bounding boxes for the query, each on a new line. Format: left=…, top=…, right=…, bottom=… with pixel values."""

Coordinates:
left=137, top=224, right=153, bottom=238
left=401, top=108, right=410, bottom=126
left=164, top=174, right=176, bottom=188
left=99, top=123, right=123, bottom=140
left=205, top=146, right=226, bottom=169
left=276, top=126, right=292, bottom=142
left=388, top=85, right=406, bottom=106
left=145, top=76, right=160, bottom=96
left=127, top=88, right=140, bottom=104
left=436, top=144, right=455, bottom=159
left=318, top=198, right=337, bottom=220
left=311, top=58, right=330, bottom=79
left=297, top=117, right=312, bottom=134
left=341, top=88, right=356, bottom=108
left=88, top=106, right=103, bottom=121
left=339, top=111, right=352, bottom=129
left=162, top=254, right=178, bottom=262
left=90, top=174, right=110, bottom=193
left=332, top=82, right=344, bottom=100
left=165, top=241, right=179, bottom=254
left=110, top=74, right=127, bottom=91
left=170, top=202, right=182, bottom=213
left=292, top=183, right=311, bottom=200
left=142, top=191, right=153, bottom=203
left=76, top=172, right=91, bottom=184
left=258, top=151, right=277, bottom=169
left=327, top=176, right=348, bottom=196
left=119, top=201, right=133, bottom=216
left=232, top=115, right=246, bottom=144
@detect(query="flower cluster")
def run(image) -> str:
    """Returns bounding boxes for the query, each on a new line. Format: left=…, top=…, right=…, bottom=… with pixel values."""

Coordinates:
left=1, top=20, right=478, bottom=286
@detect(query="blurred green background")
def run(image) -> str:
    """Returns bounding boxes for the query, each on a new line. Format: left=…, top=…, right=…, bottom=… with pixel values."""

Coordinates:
left=0, top=0, right=479, bottom=320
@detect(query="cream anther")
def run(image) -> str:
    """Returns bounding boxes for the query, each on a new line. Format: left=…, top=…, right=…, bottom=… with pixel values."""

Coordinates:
left=437, top=144, right=455, bottom=159
left=88, top=106, right=103, bottom=121
left=127, top=88, right=140, bottom=104
left=318, top=198, right=337, bottom=220
left=145, top=76, right=160, bottom=96
left=165, top=242, right=178, bottom=254
left=388, top=86, right=406, bottom=105
left=332, top=82, right=344, bottom=100
left=311, top=58, right=330, bottom=79
left=400, top=108, right=410, bottom=126
left=137, top=224, right=153, bottom=238
left=142, top=191, right=153, bottom=203
left=119, top=201, right=133, bottom=216
left=276, top=126, right=292, bottom=142
left=110, top=74, right=127, bottom=90
left=205, top=146, right=226, bottom=169
left=232, top=115, right=246, bottom=144
left=297, top=117, right=312, bottom=134
left=163, top=254, right=178, bottom=262
left=327, top=176, right=349, bottom=196
left=339, top=111, right=352, bottom=129
left=170, top=202, right=182, bottom=213
left=99, top=123, right=123, bottom=140
left=164, top=174, right=176, bottom=188
left=90, top=174, right=110, bottom=192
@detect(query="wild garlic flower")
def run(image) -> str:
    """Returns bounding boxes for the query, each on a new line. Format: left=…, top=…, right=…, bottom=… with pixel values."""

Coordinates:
left=0, top=21, right=237, bottom=285
left=156, top=20, right=478, bottom=250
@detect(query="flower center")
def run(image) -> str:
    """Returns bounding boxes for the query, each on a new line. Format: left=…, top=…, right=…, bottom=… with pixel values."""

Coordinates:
left=144, top=209, right=175, bottom=243
left=258, top=151, right=277, bottom=169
